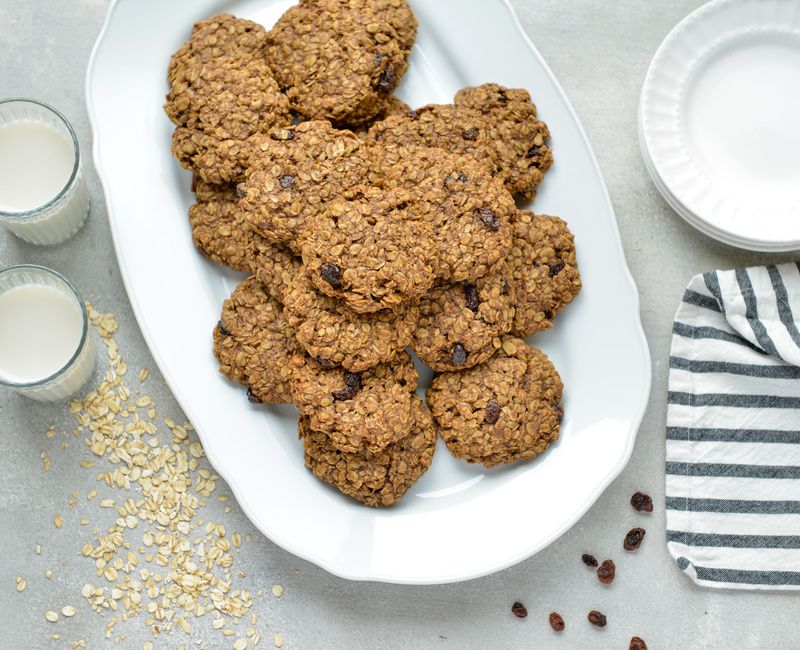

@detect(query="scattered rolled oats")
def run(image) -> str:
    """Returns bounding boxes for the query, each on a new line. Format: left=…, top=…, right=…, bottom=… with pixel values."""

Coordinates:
left=32, top=303, right=281, bottom=646
left=274, top=632, right=284, bottom=648
left=271, top=584, right=283, bottom=598
left=15, top=576, right=26, bottom=592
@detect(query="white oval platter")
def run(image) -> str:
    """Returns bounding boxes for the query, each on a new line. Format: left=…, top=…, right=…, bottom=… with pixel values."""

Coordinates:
left=86, top=0, right=651, bottom=584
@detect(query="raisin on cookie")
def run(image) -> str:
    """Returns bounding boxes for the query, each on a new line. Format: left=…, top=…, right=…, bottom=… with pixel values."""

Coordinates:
left=240, top=121, right=369, bottom=253
left=507, top=211, right=581, bottom=337
left=300, top=395, right=435, bottom=507
left=265, top=0, right=410, bottom=125
left=290, top=352, right=418, bottom=453
left=213, top=277, right=300, bottom=404
left=301, top=186, right=437, bottom=313
left=165, top=15, right=292, bottom=184
left=413, top=263, right=516, bottom=372
left=427, top=336, right=563, bottom=467
left=374, top=146, right=515, bottom=282
left=283, top=274, right=418, bottom=372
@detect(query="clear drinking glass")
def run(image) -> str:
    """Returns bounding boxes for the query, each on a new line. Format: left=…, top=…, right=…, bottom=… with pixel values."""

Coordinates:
left=0, top=98, right=90, bottom=245
left=0, top=265, right=95, bottom=401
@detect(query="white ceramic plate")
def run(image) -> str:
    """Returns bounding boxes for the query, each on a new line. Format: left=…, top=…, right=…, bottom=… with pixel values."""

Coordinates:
left=640, top=0, right=800, bottom=252
left=86, top=0, right=650, bottom=584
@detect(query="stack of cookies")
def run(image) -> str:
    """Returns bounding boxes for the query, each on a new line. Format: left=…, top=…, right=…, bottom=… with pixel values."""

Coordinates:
left=164, top=2, right=582, bottom=507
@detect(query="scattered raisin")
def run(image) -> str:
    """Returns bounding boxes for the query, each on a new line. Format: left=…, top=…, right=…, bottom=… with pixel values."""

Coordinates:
left=624, top=528, right=646, bottom=551
left=587, top=610, right=607, bottom=628
left=526, top=144, right=541, bottom=158
left=320, top=262, right=342, bottom=290
left=462, top=127, right=479, bottom=140
left=630, top=637, right=648, bottom=650
left=246, top=388, right=262, bottom=404
left=597, top=559, right=615, bottom=585
left=475, top=206, right=500, bottom=232
left=270, top=128, right=294, bottom=141
left=511, top=602, right=527, bottom=619
left=279, top=174, right=295, bottom=189
left=332, top=371, right=361, bottom=401
left=581, top=553, right=598, bottom=567
left=484, top=399, right=501, bottom=424
left=451, top=343, right=468, bottom=366
left=377, top=63, right=397, bottom=93
left=217, top=321, right=231, bottom=337
left=548, top=262, right=565, bottom=277
left=548, top=612, right=565, bottom=632
left=631, top=492, right=653, bottom=513
left=463, top=284, right=480, bottom=312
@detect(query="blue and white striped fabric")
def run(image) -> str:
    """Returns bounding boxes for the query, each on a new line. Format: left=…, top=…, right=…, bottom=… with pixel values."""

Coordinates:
left=667, top=263, right=800, bottom=590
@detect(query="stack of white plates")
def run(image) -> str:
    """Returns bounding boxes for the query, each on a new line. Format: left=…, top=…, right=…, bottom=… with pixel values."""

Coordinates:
left=639, top=0, right=800, bottom=252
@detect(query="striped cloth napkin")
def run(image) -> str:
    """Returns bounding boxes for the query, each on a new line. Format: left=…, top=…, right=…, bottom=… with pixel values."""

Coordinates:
left=666, top=263, right=800, bottom=590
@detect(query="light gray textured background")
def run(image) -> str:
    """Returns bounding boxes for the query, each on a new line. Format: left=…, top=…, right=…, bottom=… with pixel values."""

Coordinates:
left=1, top=1, right=798, bottom=648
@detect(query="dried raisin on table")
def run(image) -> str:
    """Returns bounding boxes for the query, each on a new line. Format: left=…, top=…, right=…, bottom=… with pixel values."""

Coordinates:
left=511, top=601, right=527, bottom=619
left=597, top=559, right=615, bottom=584
left=548, top=612, right=565, bottom=632
left=624, top=527, right=646, bottom=551
left=631, top=491, right=653, bottom=512
left=587, top=610, right=607, bottom=628
left=581, top=553, right=598, bottom=567
left=629, top=637, right=648, bottom=650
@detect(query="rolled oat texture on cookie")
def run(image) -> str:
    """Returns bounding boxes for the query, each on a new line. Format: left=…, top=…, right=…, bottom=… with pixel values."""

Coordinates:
left=240, top=121, right=370, bottom=253
left=301, top=185, right=438, bottom=313
left=165, top=14, right=292, bottom=184
left=301, top=395, right=436, bottom=507
left=213, top=276, right=301, bottom=404
left=290, top=351, right=419, bottom=454
left=413, top=262, right=516, bottom=372
left=373, top=145, right=515, bottom=282
left=188, top=178, right=255, bottom=272
left=265, top=0, right=413, bottom=125
left=507, top=210, right=581, bottom=337
left=427, top=336, right=563, bottom=467
left=367, top=83, right=552, bottom=199
left=283, top=273, right=419, bottom=372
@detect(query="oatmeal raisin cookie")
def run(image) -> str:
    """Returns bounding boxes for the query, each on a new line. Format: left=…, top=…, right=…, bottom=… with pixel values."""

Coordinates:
left=427, top=336, right=563, bottom=467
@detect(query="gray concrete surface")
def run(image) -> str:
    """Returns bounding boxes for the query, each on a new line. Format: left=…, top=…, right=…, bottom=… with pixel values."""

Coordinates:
left=1, top=1, right=798, bottom=648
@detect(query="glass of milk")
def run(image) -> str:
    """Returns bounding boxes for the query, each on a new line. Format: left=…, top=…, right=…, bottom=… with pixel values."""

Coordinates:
left=0, top=265, right=96, bottom=401
left=0, top=98, right=90, bottom=245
